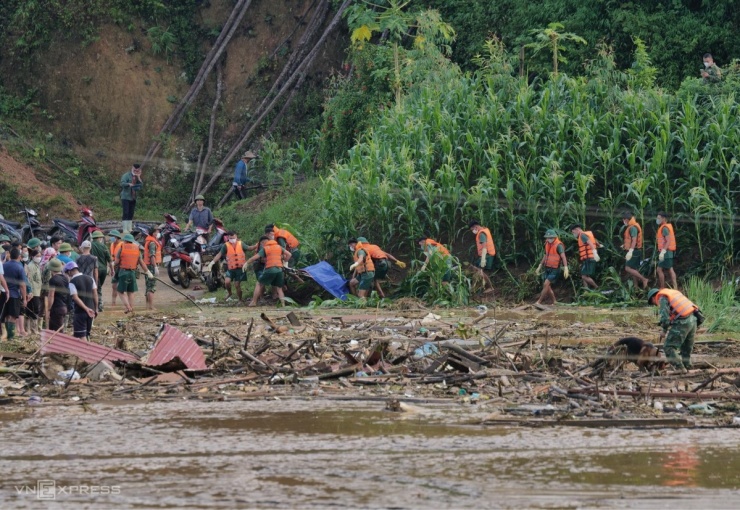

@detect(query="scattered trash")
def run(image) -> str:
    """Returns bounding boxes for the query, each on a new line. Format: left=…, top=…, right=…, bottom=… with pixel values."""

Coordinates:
left=27, top=396, right=42, bottom=405
left=412, top=342, right=440, bottom=360
left=40, top=329, right=139, bottom=363
left=144, top=324, right=208, bottom=371
left=688, top=403, right=715, bottom=415
left=195, top=297, right=217, bottom=304
left=57, top=369, right=81, bottom=382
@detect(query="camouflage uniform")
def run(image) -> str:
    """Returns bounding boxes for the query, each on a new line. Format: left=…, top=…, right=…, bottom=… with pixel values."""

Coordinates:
left=703, top=63, right=722, bottom=83
left=659, top=297, right=697, bottom=369
left=145, top=242, right=157, bottom=296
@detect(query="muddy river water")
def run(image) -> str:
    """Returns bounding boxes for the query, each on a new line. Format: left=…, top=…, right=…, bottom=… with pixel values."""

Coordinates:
left=1, top=398, right=740, bottom=508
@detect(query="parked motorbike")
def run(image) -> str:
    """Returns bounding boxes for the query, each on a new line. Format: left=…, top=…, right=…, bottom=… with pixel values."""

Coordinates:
left=167, top=220, right=226, bottom=290
left=77, top=208, right=101, bottom=244
left=0, top=216, right=23, bottom=243
left=19, top=207, right=47, bottom=243
left=48, top=218, right=78, bottom=246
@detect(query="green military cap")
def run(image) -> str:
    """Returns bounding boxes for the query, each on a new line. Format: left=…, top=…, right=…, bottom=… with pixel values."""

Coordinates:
left=58, top=242, right=73, bottom=252
left=47, top=258, right=64, bottom=272
left=544, top=229, right=557, bottom=238
left=123, top=234, right=135, bottom=242
left=357, top=237, right=368, bottom=243
left=91, top=230, right=104, bottom=239
left=26, top=237, right=42, bottom=248
left=109, top=230, right=122, bottom=239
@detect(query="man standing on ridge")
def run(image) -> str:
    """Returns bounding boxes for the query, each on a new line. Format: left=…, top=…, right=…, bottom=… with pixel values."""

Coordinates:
left=185, top=195, right=214, bottom=233
left=621, top=211, right=649, bottom=289
left=535, top=229, right=569, bottom=305
left=468, top=220, right=497, bottom=294
left=569, top=224, right=600, bottom=290
left=120, top=163, right=143, bottom=233
left=655, top=212, right=677, bottom=289
left=233, top=151, right=256, bottom=200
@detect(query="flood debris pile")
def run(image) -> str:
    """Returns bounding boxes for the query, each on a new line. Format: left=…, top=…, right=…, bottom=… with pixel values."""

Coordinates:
left=1, top=308, right=739, bottom=427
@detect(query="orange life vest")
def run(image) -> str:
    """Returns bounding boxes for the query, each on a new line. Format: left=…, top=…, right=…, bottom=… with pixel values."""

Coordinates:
left=623, top=218, right=643, bottom=250
left=118, top=243, right=140, bottom=270
left=656, top=223, right=676, bottom=252
left=655, top=289, right=697, bottom=321
left=225, top=241, right=247, bottom=270
left=475, top=226, right=496, bottom=257
left=110, top=240, right=122, bottom=257
left=577, top=231, right=598, bottom=261
left=354, top=242, right=375, bottom=273
left=424, top=239, right=450, bottom=257
left=144, top=235, right=162, bottom=265
left=364, top=243, right=387, bottom=260
left=544, top=238, right=564, bottom=269
left=273, top=227, right=299, bottom=250
left=263, top=240, right=284, bottom=269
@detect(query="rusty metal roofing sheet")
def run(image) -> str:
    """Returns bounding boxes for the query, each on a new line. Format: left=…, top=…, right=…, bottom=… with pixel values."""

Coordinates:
left=146, top=324, right=207, bottom=370
left=40, top=330, right=139, bottom=363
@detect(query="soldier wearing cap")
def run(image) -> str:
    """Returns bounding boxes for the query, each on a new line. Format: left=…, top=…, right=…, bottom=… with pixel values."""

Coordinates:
left=233, top=151, right=256, bottom=200
left=535, top=229, right=569, bottom=305
left=90, top=230, right=113, bottom=312
left=185, top=194, right=214, bottom=233
left=65, top=261, right=97, bottom=340
left=109, top=230, right=123, bottom=307
left=57, top=243, right=75, bottom=264
left=143, top=224, right=164, bottom=310
left=647, top=288, right=701, bottom=373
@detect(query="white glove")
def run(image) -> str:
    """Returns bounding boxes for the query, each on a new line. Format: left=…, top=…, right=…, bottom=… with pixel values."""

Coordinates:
left=349, top=262, right=359, bottom=271
left=154, top=266, right=160, bottom=276
left=659, top=249, right=666, bottom=262
left=206, top=261, right=214, bottom=272
left=592, top=250, right=600, bottom=262
left=145, top=270, right=154, bottom=279
left=563, top=266, right=570, bottom=279
left=242, top=262, right=250, bottom=272
left=625, top=249, right=633, bottom=261
left=535, top=264, right=543, bottom=275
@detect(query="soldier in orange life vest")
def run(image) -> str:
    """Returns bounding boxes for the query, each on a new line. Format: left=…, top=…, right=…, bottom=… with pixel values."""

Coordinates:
left=108, top=230, right=123, bottom=307
left=113, top=233, right=152, bottom=314
left=347, top=238, right=376, bottom=298
left=569, top=223, right=600, bottom=290
left=468, top=220, right=496, bottom=294
left=417, top=236, right=453, bottom=282
left=264, top=223, right=301, bottom=267
left=353, top=237, right=405, bottom=298
left=655, top=212, right=677, bottom=289
left=143, top=224, right=164, bottom=310
left=535, top=229, right=569, bottom=305
left=647, top=288, right=701, bottom=372
left=208, top=231, right=249, bottom=302
left=245, top=230, right=291, bottom=306
left=621, top=211, right=649, bottom=289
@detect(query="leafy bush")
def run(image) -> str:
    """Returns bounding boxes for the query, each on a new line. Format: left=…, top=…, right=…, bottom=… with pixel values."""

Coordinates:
left=684, top=276, right=740, bottom=333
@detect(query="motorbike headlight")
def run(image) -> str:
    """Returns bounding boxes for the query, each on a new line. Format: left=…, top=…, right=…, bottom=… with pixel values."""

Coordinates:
left=170, top=238, right=179, bottom=248
left=28, top=209, right=36, bottom=216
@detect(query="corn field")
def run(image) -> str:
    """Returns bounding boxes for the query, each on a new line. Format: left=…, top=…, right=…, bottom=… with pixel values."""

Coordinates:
left=321, top=56, right=740, bottom=276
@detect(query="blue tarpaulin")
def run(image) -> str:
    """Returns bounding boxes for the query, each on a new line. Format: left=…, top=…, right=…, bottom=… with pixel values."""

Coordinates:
left=303, top=261, right=350, bottom=301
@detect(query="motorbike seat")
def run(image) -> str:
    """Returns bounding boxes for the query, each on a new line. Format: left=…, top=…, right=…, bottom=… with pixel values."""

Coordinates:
left=54, top=218, right=79, bottom=228
left=0, top=219, right=22, bottom=228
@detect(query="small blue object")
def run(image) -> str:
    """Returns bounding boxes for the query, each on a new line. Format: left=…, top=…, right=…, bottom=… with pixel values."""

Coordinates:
left=304, top=261, right=350, bottom=300
left=355, top=371, right=368, bottom=377
left=458, top=388, right=467, bottom=396
left=470, top=392, right=480, bottom=401
left=412, top=342, right=440, bottom=360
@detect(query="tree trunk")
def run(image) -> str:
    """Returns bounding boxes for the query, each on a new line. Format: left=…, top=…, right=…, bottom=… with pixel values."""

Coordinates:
left=142, top=0, right=253, bottom=169
left=202, top=0, right=348, bottom=198
left=195, top=61, right=224, bottom=198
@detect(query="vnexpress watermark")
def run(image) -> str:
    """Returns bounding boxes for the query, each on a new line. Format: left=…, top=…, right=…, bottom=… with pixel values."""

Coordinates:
left=15, top=480, right=120, bottom=500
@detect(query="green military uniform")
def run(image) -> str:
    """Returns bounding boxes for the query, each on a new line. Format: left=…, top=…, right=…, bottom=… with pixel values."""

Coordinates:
left=145, top=241, right=157, bottom=295
left=580, top=233, right=596, bottom=276
left=624, top=225, right=642, bottom=270
left=373, top=259, right=389, bottom=280
left=355, top=248, right=375, bottom=291
left=257, top=244, right=284, bottom=288
left=90, top=234, right=111, bottom=311
left=471, top=231, right=497, bottom=271
left=544, top=242, right=565, bottom=282
left=658, top=225, right=674, bottom=269
left=275, top=237, right=301, bottom=268
left=220, top=242, right=250, bottom=282
left=658, top=297, right=697, bottom=370
left=703, top=63, right=722, bottom=83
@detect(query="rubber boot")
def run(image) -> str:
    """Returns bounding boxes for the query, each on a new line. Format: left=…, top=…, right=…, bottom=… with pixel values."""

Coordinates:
left=5, top=322, right=15, bottom=341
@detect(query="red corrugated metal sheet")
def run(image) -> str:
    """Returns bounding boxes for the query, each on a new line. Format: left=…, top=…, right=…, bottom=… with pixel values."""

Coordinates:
left=146, top=324, right=207, bottom=370
left=40, top=330, right=139, bottom=363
